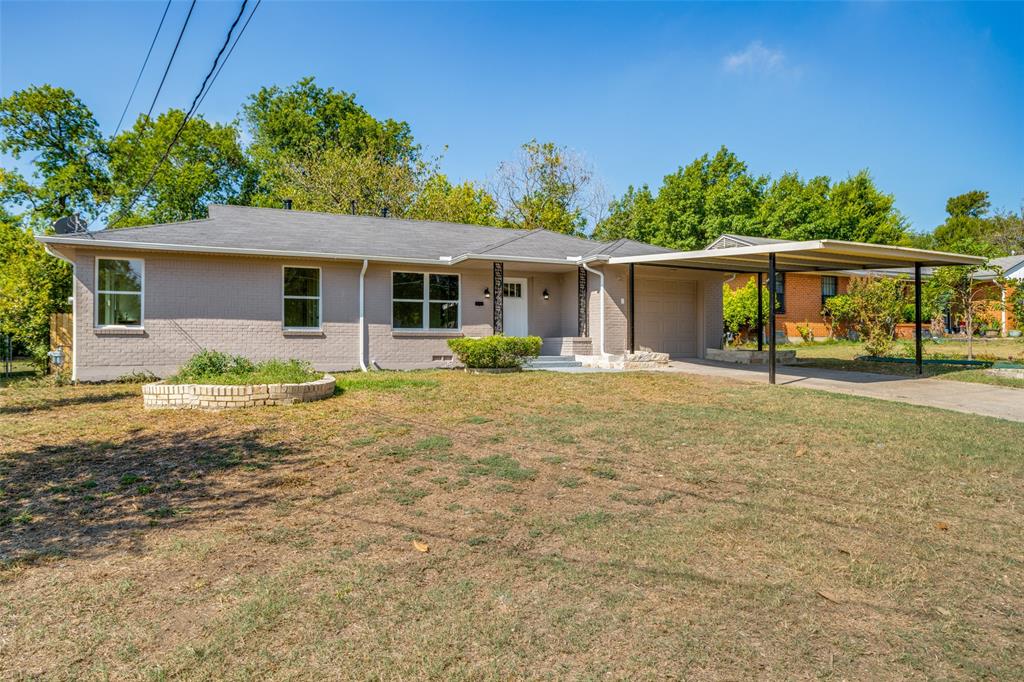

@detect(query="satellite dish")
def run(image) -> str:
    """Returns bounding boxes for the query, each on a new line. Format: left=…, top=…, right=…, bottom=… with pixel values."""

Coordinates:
left=52, top=215, right=88, bottom=235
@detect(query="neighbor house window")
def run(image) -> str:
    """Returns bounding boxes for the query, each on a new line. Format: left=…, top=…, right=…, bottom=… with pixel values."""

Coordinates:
left=283, top=266, right=321, bottom=329
left=392, top=272, right=460, bottom=330
left=821, top=275, right=838, bottom=307
left=96, top=258, right=143, bottom=327
left=774, top=272, right=786, bottom=313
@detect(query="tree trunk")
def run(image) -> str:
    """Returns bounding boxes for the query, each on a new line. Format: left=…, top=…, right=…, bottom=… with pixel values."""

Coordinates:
left=965, top=304, right=974, bottom=360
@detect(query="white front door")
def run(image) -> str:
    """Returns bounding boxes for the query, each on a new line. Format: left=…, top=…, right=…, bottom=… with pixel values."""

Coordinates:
left=502, top=278, right=528, bottom=337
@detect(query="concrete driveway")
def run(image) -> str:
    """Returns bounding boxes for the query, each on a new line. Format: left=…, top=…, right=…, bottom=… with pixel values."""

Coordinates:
left=661, top=360, right=1024, bottom=423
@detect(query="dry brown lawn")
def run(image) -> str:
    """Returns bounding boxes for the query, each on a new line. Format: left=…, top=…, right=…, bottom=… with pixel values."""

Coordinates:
left=1, top=370, right=1022, bottom=680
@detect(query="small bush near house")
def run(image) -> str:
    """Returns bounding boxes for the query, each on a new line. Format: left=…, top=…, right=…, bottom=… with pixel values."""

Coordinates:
left=447, top=336, right=542, bottom=368
left=166, top=350, right=320, bottom=385
left=796, top=323, right=815, bottom=343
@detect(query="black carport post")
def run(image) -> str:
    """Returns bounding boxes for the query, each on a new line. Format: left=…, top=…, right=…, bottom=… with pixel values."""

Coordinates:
left=628, top=263, right=636, bottom=354
left=768, top=254, right=777, bottom=385
left=756, top=272, right=764, bottom=352
left=914, top=262, right=923, bottom=375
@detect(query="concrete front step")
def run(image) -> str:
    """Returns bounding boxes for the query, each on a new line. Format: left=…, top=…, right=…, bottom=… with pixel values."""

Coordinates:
left=524, top=355, right=584, bottom=369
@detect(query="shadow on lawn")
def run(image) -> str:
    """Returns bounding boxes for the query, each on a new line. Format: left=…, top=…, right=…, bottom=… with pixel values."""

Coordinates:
left=0, top=388, right=137, bottom=416
left=0, top=426, right=307, bottom=564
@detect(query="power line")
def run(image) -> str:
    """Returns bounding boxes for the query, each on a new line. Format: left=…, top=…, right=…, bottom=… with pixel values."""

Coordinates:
left=143, top=0, right=198, bottom=124
left=112, top=0, right=173, bottom=136
left=111, top=0, right=253, bottom=226
left=193, top=0, right=262, bottom=113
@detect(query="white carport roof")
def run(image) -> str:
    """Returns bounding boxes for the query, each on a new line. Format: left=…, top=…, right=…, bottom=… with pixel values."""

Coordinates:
left=603, top=239, right=985, bottom=273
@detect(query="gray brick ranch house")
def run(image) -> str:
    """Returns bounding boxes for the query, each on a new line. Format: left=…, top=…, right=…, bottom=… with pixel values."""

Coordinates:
left=38, top=205, right=726, bottom=381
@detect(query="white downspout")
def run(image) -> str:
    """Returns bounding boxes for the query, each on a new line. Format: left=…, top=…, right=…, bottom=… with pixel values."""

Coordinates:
left=579, top=260, right=606, bottom=357
left=358, top=259, right=368, bottom=371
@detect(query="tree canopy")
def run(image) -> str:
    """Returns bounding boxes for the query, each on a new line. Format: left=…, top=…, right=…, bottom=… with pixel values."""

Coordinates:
left=595, top=146, right=909, bottom=248
left=108, top=109, right=247, bottom=226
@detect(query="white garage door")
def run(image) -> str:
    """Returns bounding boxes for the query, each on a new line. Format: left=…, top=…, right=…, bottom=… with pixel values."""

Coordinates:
left=635, top=277, right=698, bottom=357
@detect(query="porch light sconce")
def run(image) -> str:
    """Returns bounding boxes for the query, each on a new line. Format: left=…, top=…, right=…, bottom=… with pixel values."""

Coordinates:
left=542, top=289, right=550, bottom=300
left=483, top=287, right=490, bottom=299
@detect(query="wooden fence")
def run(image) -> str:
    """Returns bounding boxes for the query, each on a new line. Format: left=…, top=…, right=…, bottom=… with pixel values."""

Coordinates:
left=50, top=312, right=73, bottom=375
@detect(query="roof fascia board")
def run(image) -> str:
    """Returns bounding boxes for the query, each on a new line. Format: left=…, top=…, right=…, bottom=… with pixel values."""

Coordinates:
left=36, top=237, right=452, bottom=265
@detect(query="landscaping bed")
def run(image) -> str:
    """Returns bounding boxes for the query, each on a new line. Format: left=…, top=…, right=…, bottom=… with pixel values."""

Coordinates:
left=142, top=374, right=335, bottom=409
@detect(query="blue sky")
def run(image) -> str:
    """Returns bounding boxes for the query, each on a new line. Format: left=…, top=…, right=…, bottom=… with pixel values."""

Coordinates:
left=2, top=1, right=1022, bottom=232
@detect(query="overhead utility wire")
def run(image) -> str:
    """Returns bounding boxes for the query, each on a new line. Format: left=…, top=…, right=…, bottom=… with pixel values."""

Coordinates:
left=143, top=0, right=198, bottom=123
left=113, top=0, right=173, bottom=136
left=111, top=0, right=252, bottom=226
left=193, top=0, right=262, bottom=113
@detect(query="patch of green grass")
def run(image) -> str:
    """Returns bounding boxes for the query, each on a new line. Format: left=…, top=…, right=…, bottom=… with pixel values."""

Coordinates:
left=462, top=415, right=492, bottom=424
left=335, top=372, right=440, bottom=393
left=493, top=483, right=518, bottom=494
left=412, top=435, right=453, bottom=451
left=558, top=476, right=583, bottom=489
left=136, top=485, right=154, bottom=495
left=572, top=510, right=613, bottom=528
left=348, top=435, right=377, bottom=447
left=588, top=465, right=618, bottom=480
left=466, top=536, right=491, bottom=547
left=119, top=473, right=141, bottom=486
left=381, top=482, right=430, bottom=506
left=405, top=465, right=428, bottom=476
left=541, top=455, right=566, bottom=465
left=461, top=454, right=537, bottom=481
left=377, top=446, right=413, bottom=462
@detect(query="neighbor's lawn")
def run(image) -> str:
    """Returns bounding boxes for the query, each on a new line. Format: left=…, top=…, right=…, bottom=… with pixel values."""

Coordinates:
left=2, top=371, right=1023, bottom=679
left=754, top=338, right=1024, bottom=389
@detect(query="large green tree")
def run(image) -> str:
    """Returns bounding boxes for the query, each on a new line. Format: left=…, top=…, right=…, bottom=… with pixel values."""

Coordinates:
left=591, top=184, right=656, bottom=243
left=242, top=77, right=420, bottom=207
left=0, top=210, right=71, bottom=366
left=597, top=148, right=909, bottom=248
left=493, top=139, right=598, bottom=236
left=108, top=110, right=248, bottom=226
left=0, top=85, right=109, bottom=222
left=408, top=174, right=499, bottom=226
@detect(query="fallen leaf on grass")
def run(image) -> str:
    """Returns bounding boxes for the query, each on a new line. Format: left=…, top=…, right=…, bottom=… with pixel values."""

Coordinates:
left=934, top=521, right=949, bottom=531
left=412, top=540, right=429, bottom=553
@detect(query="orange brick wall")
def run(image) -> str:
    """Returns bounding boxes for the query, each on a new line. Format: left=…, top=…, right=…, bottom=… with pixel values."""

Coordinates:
left=730, top=273, right=849, bottom=339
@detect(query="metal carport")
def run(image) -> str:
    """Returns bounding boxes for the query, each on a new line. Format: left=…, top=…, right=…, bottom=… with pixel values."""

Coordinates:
left=605, top=240, right=985, bottom=384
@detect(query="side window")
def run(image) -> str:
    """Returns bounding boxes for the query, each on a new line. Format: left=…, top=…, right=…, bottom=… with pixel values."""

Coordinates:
left=96, top=258, right=144, bottom=327
left=774, top=272, right=786, bottom=313
left=283, top=267, right=321, bottom=329
left=821, top=276, right=838, bottom=306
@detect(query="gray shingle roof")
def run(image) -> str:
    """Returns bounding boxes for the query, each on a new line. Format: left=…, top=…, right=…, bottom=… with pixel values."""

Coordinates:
left=706, top=233, right=792, bottom=249
left=39, top=204, right=670, bottom=263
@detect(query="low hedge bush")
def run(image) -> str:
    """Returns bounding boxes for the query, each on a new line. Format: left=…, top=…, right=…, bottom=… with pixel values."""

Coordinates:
left=167, top=350, right=321, bottom=385
left=447, top=336, right=542, bottom=369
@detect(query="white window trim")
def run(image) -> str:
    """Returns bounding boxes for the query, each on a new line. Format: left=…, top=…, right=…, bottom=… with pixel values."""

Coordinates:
left=95, top=256, right=145, bottom=329
left=282, top=265, right=322, bottom=331
left=390, top=270, right=462, bottom=332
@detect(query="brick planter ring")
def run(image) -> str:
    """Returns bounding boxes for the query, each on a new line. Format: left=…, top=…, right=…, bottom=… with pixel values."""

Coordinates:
left=143, top=375, right=335, bottom=410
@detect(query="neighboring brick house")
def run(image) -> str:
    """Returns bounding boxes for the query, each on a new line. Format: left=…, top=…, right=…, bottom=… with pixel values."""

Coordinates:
left=969, top=254, right=1023, bottom=336
left=709, top=234, right=850, bottom=341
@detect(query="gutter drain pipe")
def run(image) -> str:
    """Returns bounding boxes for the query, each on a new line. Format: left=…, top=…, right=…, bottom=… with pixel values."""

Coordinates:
left=358, top=259, right=368, bottom=371
left=579, top=259, right=606, bottom=357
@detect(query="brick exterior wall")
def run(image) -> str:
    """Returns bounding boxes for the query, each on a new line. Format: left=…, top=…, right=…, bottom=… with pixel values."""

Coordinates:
left=731, top=273, right=850, bottom=340
left=61, top=247, right=726, bottom=379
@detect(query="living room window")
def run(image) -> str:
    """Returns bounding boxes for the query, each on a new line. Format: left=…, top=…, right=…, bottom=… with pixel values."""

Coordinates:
left=283, top=266, right=321, bottom=329
left=96, top=258, right=144, bottom=327
left=392, top=272, right=460, bottom=330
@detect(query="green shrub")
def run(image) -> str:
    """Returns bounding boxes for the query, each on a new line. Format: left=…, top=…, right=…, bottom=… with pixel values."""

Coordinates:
left=447, top=336, right=542, bottom=368
left=167, top=351, right=320, bottom=385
